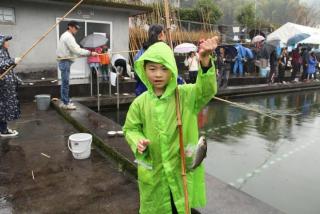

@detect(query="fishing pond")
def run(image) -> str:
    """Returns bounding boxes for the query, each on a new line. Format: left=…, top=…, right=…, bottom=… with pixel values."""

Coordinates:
left=101, top=89, right=320, bottom=214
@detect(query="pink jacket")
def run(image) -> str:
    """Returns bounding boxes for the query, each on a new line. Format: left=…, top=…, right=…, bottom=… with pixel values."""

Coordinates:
left=87, top=47, right=102, bottom=63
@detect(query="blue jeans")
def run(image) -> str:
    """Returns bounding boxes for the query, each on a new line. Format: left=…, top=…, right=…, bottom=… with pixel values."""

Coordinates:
left=233, top=60, right=243, bottom=76
left=59, top=60, right=72, bottom=105
left=0, top=121, right=7, bottom=133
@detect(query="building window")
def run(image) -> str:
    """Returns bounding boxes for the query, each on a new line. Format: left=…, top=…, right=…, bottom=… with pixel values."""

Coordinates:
left=0, top=7, right=15, bottom=24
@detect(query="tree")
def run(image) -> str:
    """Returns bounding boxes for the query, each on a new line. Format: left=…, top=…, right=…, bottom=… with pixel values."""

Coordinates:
left=178, top=0, right=222, bottom=24
left=179, top=8, right=201, bottom=22
left=236, top=3, right=256, bottom=28
left=195, top=0, right=223, bottom=24
left=258, top=0, right=317, bottom=26
left=216, top=0, right=318, bottom=26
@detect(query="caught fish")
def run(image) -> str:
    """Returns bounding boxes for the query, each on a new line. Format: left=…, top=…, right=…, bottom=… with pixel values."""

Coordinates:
left=190, top=136, right=207, bottom=170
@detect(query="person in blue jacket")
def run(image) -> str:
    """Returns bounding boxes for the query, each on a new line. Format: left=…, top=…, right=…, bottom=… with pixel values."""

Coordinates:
left=134, top=25, right=166, bottom=96
left=307, top=51, right=318, bottom=81
left=134, top=25, right=185, bottom=96
left=233, top=43, right=247, bottom=76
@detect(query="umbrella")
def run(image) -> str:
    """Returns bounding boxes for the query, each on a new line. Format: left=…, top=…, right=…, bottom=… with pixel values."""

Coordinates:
left=174, top=43, right=197, bottom=54
left=298, top=34, right=320, bottom=45
left=80, top=34, right=108, bottom=48
left=287, top=33, right=310, bottom=46
left=263, top=43, right=276, bottom=56
left=215, top=45, right=237, bottom=58
left=252, top=35, right=265, bottom=43
left=312, top=49, right=320, bottom=53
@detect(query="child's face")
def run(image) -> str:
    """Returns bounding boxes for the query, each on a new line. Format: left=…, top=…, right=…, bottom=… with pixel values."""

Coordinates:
left=145, top=62, right=172, bottom=91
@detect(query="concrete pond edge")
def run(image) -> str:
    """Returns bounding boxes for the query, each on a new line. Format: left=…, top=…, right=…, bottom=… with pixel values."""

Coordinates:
left=51, top=101, right=138, bottom=177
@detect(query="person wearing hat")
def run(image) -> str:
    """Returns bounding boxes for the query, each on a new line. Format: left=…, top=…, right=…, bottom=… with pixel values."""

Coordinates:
left=0, top=35, right=21, bottom=137
left=57, top=21, right=98, bottom=110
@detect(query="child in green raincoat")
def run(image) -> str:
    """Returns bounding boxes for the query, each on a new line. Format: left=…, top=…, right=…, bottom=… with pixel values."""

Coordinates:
left=123, top=38, right=218, bottom=214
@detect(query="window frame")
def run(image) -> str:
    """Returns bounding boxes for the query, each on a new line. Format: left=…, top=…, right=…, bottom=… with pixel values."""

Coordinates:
left=0, top=7, right=15, bottom=25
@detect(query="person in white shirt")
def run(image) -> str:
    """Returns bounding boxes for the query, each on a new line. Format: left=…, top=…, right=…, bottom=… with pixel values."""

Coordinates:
left=56, top=21, right=97, bottom=110
left=184, top=51, right=199, bottom=83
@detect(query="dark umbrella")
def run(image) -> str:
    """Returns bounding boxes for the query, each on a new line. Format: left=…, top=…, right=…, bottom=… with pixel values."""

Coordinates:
left=287, top=33, right=310, bottom=46
left=215, top=45, right=237, bottom=58
left=80, top=34, right=108, bottom=48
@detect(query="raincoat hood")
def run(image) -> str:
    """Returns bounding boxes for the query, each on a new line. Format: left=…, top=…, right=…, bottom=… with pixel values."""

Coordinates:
left=134, top=42, right=177, bottom=98
left=0, top=35, right=12, bottom=48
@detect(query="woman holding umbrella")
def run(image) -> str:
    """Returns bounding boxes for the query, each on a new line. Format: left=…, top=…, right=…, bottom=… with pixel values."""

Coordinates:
left=185, top=51, right=199, bottom=83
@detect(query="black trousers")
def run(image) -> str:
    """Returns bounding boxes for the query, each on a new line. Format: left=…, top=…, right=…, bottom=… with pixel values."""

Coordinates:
left=189, top=71, right=198, bottom=84
left=278, top=67, right=285, bottom=83
left=301, top=65, right=308, bottom=80
left=170, top=192, right=178, bottom=214
left=291, top=63, right=300, bottom=81
left=0, top=121, right=7, bottom=133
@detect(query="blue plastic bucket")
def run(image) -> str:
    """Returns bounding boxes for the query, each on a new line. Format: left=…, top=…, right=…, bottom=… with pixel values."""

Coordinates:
left=259, top=68, right=269, bottom=77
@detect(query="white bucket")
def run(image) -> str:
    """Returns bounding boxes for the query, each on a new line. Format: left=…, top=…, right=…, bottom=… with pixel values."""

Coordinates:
left=68, top=133, right=92, bottom=160
left=35, top=94, right=51, bottom=111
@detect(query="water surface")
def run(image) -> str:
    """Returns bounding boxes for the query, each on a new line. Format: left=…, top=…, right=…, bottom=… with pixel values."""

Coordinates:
left=202, top=90, right=320, bottom=214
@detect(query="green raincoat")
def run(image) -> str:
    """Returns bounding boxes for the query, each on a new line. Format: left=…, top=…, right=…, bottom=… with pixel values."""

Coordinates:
left=123, top=42, right=217, bottom=214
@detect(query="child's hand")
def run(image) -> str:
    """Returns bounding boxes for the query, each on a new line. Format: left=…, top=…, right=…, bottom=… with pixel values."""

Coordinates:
left=137, top=139, right=150, bottom=154
left=199, top=36, right=219, bottom=67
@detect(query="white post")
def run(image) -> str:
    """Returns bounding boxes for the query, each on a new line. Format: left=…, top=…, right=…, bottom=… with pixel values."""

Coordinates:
left=96, top=67, right=100, bottom=112
left=109, top=66, right=111, bottom=96
left=90, top=70, right=93, bottom=96
left=117, top=70, right=120, bottom=110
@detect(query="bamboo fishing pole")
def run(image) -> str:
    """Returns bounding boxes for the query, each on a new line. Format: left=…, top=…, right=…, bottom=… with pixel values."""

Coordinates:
left=56, top=49, right=139, bottom=61
left=0, top=0, right=84, bottom=80
left=213, top=96, right=280, bottom=121
left=163, top=0, right=189, bottom=213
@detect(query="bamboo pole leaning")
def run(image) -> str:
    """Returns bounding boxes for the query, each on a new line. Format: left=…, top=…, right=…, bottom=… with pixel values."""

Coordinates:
left=0, top=0, right=84, bottom=80
left=56, top=49, right=139, bottom=61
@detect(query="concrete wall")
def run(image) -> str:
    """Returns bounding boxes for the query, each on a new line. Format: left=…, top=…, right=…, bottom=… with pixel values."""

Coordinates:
left=0, top=0, right=130, bottom=75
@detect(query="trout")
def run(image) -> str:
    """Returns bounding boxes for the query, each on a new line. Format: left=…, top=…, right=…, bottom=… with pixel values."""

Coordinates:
left=190, top=136, right=207, bottom=170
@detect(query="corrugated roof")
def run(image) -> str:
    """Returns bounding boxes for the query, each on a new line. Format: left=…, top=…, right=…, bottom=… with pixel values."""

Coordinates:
left=43, top=0, right=153, bottom=16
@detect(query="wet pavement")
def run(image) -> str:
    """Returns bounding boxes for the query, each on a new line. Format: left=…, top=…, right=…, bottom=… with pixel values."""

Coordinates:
left=0, top=103, right=139, bottom=214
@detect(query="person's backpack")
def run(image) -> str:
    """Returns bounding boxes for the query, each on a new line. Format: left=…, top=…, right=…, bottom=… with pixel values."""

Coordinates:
left=99, top=53, right=110, bottom=65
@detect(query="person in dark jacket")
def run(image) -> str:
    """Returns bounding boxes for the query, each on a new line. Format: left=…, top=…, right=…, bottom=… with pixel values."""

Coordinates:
left=0, top=35, right=21, bottom=137
left=301, top=48, right=310, bottom=81
left=217, top=47, right=231, bottom=88
left=268, top=49, right=278, bottom=84
left=291, top=45, right=302, bottom=82
left=278, top=47, right=288, bottom=84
